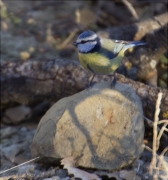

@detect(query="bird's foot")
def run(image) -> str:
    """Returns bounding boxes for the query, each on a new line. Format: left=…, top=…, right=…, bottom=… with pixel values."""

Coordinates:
left=86, top=74, right=96, bottom=89
left=86, top=81, right=95, bottom=89
left=110, top=73, right=117, bottom=88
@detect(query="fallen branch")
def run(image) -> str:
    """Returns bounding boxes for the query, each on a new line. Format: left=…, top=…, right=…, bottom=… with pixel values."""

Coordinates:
left=106, top=12, right=168, bottom=41
left=1, top=58, right=168, bottom=120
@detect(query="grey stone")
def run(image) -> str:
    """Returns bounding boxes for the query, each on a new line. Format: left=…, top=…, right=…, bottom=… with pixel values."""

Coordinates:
left=3, top=105, right=31, bottom=124
left=55, top=169, right=68, bottom=178
left=32, top=82, right=144, bottom=170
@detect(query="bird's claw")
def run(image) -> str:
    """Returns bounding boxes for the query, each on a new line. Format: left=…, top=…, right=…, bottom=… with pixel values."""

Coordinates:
left=111, top=72, right=117, bottom=88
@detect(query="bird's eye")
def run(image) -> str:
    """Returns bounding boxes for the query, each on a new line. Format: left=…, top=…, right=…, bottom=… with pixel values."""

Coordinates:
left=81, top=40, right=85, bottom=44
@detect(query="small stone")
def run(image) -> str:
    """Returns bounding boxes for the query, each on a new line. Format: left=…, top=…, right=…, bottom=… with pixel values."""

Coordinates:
left=3, top=105, right=31, bottom=124
left=32, top=82, right=144, bottom=170
left=55, top=169, right=68, bottom=178
left=119, top=170, right=141, bottom=180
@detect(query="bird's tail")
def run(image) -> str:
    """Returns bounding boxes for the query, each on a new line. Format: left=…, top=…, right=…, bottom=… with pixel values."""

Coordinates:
left=123, top=41, right=147, bottom=51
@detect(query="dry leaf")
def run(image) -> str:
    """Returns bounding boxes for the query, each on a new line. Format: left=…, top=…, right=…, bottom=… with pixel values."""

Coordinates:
left=61, top=157, right=101, bottom=180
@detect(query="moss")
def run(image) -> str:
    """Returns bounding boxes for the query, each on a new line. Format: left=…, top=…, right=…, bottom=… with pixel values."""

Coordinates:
left=162, top=110, right=168, bottom=119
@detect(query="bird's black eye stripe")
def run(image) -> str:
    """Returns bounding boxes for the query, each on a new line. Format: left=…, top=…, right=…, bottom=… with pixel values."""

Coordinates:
left=80, top=39, right=96, bottom=44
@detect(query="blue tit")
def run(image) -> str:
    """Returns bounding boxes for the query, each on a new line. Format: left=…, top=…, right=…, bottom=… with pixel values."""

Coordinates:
left=72, top=30, right=146, bottom=87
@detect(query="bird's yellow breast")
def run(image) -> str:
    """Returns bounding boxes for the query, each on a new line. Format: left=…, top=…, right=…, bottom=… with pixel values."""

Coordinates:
left=78, top=52, right=123, bottom=75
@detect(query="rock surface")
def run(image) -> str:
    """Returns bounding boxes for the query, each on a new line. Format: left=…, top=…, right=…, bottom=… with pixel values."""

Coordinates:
left=32, top=82, right=144, bottom=170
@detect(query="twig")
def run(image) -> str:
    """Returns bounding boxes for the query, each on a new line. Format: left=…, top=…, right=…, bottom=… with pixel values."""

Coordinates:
left=164, top=128, right=168, bottom=132
left=121, top=0, right=139, bottom=20
left=158, top=120, right=168, bottom=124
left=144, top=145, right=160, bottom=159
left=144, top=117, right=168, bottom=143
left=0, top=157, right=40, bottom=175
left=156, top=122, right=168, bottom=150
left=144, top=145, right=154, bottom=153
left=144, top=144, right=168, bottom=177
left=161, top=146, right=168, bottom=156
left=150, top=92, right=163, bottom=178
left=157, top=146, right=168, bottom=179
left=144, top=93, right=167, bottom=179
left=75, top=8, right=80, bottom=24
left=144, top=116, right=154, bottom=128
left=59, top=8, right=82, bottom=49
left=59, top=30, right=78, bottom=48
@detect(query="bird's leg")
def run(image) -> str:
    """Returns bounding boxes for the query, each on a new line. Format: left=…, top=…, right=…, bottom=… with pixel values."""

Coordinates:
left=87, top=64, right=96, bottom=88
left=111, top=71, right=117, bottom=88
left=89, top=74, right=95, bottom=87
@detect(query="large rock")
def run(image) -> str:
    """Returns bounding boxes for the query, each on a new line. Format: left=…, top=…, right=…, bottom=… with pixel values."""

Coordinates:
left=32, top=82, right=144, bottom=170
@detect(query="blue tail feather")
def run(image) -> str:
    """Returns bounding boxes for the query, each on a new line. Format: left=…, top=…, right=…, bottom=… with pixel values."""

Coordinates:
left=124, top=41, right=147, bottom=50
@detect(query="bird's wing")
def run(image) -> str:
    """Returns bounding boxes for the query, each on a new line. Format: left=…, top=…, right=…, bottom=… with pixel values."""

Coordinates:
left=100, top=38, right=146, bottom=59
left=100, top=39, right=126, bottom=59
left=112, top=40, right=129, bottom=54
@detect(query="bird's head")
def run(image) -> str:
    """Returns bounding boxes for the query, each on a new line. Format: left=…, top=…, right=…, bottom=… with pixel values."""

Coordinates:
left=72, top=30, right=100, bottom=53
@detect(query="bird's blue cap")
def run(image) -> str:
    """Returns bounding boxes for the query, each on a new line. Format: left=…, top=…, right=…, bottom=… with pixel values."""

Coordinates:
left=72, top=30, right=97, bottom=46
left=78, top=30, right=96, bottom=39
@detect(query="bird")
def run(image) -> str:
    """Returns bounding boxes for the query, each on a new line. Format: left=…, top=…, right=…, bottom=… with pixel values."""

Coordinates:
left=72, top=30, right=146, bottom=87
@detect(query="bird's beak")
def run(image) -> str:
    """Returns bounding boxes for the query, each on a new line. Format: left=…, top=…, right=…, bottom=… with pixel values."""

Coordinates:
left=72, top=42, right=77, bottom=46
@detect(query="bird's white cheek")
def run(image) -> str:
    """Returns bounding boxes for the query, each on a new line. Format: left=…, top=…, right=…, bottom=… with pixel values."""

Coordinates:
left=78, top=41, right=96, bottom=53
